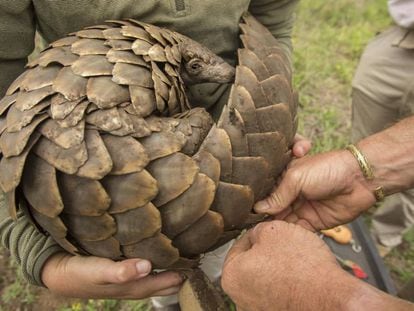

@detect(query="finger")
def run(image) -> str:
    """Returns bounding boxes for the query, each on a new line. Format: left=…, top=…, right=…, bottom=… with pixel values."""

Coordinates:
left=292, top=133, right=312, bottom=158
left=284, top=212, right=299, bottom=223
left=224, top=232, right=252, bottom=265
left=247, top=220, right=289, bottom=246
left=254, top=171, right=300, bottom=215
left=128, top=271, right=184, bottom=297
left=295, top=219, right=317, bottom=232
left=249, top=221, right=272, bottom=244
left=92, top=271, right=183, bottom=299
left=151, top=285, right=181, bottom=297
left=87, top=257, right=152, bottom=285
left=273, top=206, right=293, bottom=220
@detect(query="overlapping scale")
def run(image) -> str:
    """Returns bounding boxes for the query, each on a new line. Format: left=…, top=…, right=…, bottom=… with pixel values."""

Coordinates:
left=0, top=14, right=297, bottom=274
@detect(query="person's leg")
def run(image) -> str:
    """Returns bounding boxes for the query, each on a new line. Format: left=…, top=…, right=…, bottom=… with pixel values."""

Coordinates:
left=398, top=276, right=414, bottom=302
left=371, top=189, right=414, bottom=248
left=351, top=88, right=399, bottom=142
left=352, top=26, right=414, bottom=251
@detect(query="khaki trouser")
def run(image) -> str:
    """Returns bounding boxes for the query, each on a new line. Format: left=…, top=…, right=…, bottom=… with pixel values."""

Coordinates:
left=151, top=241, right=233, bottom=308
left=352, top=26, right=414, bottom=248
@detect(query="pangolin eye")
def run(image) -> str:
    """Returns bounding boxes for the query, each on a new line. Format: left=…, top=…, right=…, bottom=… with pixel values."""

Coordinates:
left=191, top=62, right=202, bottom=70
left=188, top=58, right=203, bottom=72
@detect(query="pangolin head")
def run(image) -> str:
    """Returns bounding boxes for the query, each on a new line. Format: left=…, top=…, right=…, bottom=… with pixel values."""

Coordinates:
left=176, top=35, right=235, bottom=85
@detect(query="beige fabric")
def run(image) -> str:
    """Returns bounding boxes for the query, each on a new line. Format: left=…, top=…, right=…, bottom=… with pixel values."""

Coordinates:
left=352, top=25, right=414, bottom=248
left=371, top=190, right=414, bottom=247
left=388, top=0, right=414, bottom=29
left=393, top=28, right=414, bottom=49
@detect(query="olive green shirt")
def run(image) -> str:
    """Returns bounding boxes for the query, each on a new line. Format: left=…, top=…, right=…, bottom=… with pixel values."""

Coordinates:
left=0, top=0, right=298, bottom=286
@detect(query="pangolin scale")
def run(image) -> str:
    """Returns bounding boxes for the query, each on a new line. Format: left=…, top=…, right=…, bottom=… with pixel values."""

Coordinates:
left=0, top=13, right=297, bottom=269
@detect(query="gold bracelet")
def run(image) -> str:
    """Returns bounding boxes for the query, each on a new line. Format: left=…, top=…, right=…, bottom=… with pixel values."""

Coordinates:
left=346, top=144, right=374, bottom=179
left=346, top=144, right=385, bottom=202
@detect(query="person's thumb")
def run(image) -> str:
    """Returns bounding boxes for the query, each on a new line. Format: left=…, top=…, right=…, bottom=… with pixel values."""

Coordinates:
left=254, top=172, right=299, bottom=215
left=96, top=258, right=152, bottom=284
left=292, top=133, right=312, bottom=158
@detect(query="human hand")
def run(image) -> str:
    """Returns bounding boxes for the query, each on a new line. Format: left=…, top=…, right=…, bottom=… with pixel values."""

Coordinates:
left=41, top=252, right=183, bottom=299
left=254, top=150, right=376, bottom=231
left=221, top=221, right=358, bottom=311
left=222, top=221, right=414, bottom=311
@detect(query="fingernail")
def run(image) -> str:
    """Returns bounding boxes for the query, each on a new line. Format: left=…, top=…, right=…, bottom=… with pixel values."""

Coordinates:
left=136, top=260, right=151, bottom=275
left=297, top=146, right=304, bottom=157
left=254, top=201, right=269, bottom=212
left=177, top=272, right=187, bottom=283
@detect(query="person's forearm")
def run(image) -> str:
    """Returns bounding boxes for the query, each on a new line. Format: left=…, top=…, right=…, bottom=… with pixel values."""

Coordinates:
left=357, top=116, right=414, bottom=196
left=345, top=275, right=414, bottom=311
left=249, top=0, right=300, bottom=63
left=321, top=269, right=414, bottom=311
left=0, top=193, right=64, bottom=286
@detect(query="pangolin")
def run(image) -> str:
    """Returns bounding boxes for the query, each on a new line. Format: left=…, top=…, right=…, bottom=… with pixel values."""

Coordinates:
left=0, top=14, right=297, bottom=273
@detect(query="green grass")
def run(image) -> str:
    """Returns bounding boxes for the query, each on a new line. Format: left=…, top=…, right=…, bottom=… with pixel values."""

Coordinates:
left=294, top=0, right=390, bottom=152
left=1, top=258, right=36, bottom=307
left=57, top=299, right=152, bottom=311
left=385, top=228, right=414, bottom=288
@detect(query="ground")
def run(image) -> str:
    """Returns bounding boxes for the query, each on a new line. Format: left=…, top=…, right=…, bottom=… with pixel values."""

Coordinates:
left=1, top=0, right=413, bottom=310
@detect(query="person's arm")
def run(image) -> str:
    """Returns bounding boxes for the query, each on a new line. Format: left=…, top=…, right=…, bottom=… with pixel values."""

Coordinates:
left=222, top=221, right=414, bottom=311
left=358, top=115, right=414, bottom=196
left=0, top=193, right=64, bottom=285
left=253, top=116, right=414, bottom=231
left=0, top=1, right=36, bottom=97
left=249, top=0, right=300, bottom=63
left=0, top=192, right=184, bottom=297
left=41, top=252, right=183, bottom=299
left=0, top=3, right=66, bottom=285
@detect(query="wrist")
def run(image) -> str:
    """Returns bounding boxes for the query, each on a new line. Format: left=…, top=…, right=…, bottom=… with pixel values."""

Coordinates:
left=356, top=117, right=414, bottom=195
left=284, top=242, right=402, bottom=311
left=339, top=149, right=377, bottom=201
left=317, top=268, right=367, bottom=310
left=345, top=144, right=385, bottom=202
left=345, top=275, right=414, bottom=311
left=316, top=268, right=389, bottom=311
left=41, top=252, right=72, bottom=289
left=278, top=260, right=361, bottom=310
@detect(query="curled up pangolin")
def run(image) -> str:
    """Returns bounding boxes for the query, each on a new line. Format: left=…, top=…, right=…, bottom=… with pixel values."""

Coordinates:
left=0, top=13, right=297, bottom=310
